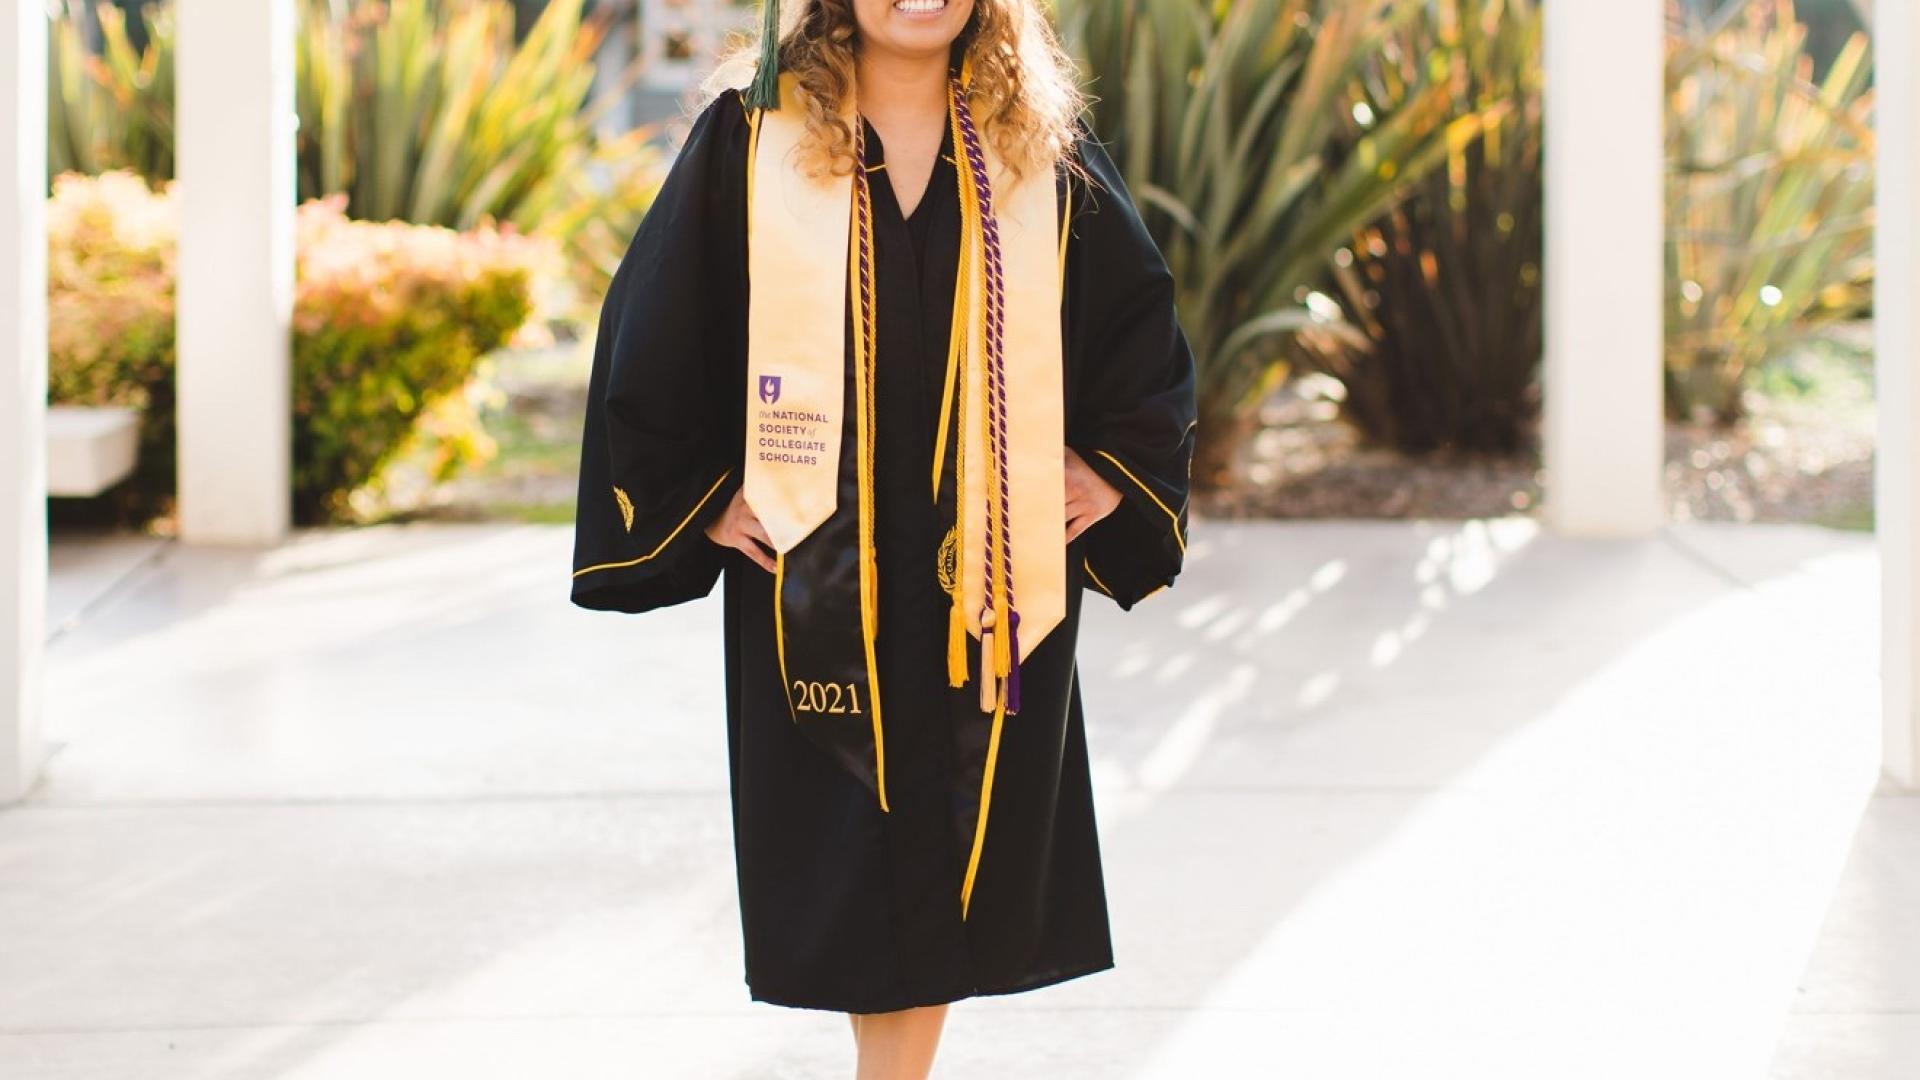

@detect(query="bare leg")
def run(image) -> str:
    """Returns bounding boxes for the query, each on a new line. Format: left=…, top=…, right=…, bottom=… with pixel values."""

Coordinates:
left=852, top=1003, right=949, bottom=1080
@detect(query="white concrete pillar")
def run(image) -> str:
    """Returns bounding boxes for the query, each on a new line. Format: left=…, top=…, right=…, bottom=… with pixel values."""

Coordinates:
left=175, top=0, right=295, bottom=544
left=1541, top=0, right=1666, bottom=536
left=1, top=0, right=49, bottom=803
left=1876, top=0, right=1919, bottom=791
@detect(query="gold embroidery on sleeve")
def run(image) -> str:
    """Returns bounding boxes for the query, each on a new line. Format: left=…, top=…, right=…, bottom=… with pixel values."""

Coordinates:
left=1093, top=448, right=1187, bottom=554
left=573, top=469, right=733, bottom=579
left=612, top=485, right=636, bottom=532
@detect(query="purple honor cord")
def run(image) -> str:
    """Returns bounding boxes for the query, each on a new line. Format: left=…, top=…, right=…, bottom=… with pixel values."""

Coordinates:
left=950, top=75, right=1021, bottom=715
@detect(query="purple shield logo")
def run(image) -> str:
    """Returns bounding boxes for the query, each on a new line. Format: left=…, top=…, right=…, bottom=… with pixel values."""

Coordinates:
left=759, top=374, right=782, bottom=405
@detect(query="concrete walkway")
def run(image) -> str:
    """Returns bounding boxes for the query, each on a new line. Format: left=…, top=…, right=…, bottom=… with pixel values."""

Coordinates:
left=0, top=519, right=1904, bottom=1079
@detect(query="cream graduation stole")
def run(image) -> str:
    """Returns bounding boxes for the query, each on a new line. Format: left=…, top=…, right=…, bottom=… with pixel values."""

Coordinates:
left=741, top=69, right=1065, bottom=814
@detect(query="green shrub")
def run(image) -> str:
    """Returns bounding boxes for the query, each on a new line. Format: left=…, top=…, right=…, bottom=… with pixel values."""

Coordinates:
left=292, top=195, right=550, bottom=521
left=1298, top=0, right=1540, bottom=456
left=45, top=170, right=178, bottom=524
left=1666, top=0, right=1874, bottom=423
left=48, top=0, right=659, bottom=295
left=48, top=2, right=174, bottom=183
left=45, top=171, right=552, bottom=525
left=1055, top=0, right=1499, bottom=489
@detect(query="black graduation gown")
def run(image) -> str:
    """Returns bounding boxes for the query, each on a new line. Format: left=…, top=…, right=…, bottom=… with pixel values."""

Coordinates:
left=569, top=86, right=1197, bottom=1014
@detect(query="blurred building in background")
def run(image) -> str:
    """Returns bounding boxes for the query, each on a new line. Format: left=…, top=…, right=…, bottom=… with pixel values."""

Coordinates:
left=69, top=0, right=752, bottom=132
left=588, top=0, right=757, bottom=132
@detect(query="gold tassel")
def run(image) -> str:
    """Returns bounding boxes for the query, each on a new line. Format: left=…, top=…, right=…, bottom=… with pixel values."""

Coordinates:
left=992, top=595, right=1010, bottom=679
left=948, top=596, right=968, bottom=687
left=944, top=74, right=980, bottom=696
left=978, top=607, right=997, bottom=713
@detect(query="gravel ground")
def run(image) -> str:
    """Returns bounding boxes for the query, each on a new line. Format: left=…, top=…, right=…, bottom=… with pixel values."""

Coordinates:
left=1198, top=342, right=1875, bottom=531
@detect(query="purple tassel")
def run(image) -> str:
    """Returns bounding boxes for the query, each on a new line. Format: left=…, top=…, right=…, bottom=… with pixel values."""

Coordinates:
left=1006, top=608, right=1022, bottom=714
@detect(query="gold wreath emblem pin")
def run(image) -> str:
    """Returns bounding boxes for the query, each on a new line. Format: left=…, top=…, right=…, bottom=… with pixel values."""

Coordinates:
left=936, top=522, right=958, bottom=595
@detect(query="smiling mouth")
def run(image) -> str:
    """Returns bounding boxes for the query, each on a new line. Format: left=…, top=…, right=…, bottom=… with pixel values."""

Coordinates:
left=892, top=0, right=948, bottom=13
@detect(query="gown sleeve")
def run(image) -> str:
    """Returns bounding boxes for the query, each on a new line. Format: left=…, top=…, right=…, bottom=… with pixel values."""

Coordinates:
left=1062, top=125, right=1200, bottom=610
left=570, top=90, right=750, bottom=613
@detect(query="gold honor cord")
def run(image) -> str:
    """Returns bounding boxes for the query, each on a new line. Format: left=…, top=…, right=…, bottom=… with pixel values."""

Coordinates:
left=930, top=139, right=969, bottom=506
left=939, top=77, right=981, bottom=690
left=961, top=681, right=1007, bottom=920
left=1058, top=183, right=1071, bottom=291
left=953, top=64, right=1005, bottom=922
left=774, top=551, right=796, bottom=722
left=850, top=121, right=890, bottom=814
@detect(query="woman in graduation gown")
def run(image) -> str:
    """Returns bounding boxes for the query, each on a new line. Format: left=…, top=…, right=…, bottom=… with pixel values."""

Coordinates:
left=569, top=0, right=1195, bottom=1072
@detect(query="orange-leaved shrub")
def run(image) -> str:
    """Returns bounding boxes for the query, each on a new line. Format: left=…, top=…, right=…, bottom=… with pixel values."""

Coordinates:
left=46, top=171, right=178, bottom=521
left=46, top=171, right=553, bottom=525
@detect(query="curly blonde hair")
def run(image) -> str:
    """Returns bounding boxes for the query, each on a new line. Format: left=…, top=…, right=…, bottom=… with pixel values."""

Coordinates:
left=700, top=0, right=1089, bottom=185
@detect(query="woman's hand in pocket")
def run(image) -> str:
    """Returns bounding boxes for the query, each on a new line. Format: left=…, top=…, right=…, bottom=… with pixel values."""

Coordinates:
left=704, top=487, right=777, bottom=573
left=1064, top=446, right=1123, bottom=544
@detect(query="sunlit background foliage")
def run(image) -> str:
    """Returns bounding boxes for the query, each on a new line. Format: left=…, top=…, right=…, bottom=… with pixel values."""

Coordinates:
left=42, top=0, right=1878, bottom=525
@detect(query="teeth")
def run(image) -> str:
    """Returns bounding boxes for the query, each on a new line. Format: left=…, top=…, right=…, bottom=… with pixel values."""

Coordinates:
left=893, top=0, right=945, bottom=11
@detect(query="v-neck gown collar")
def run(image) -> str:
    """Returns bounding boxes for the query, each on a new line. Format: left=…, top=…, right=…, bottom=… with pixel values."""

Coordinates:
left=858, top=114, right=957, bottom=237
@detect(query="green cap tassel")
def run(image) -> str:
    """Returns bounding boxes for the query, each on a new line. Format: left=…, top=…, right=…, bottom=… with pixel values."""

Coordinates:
left=744, top=0, right=782, bottom=111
